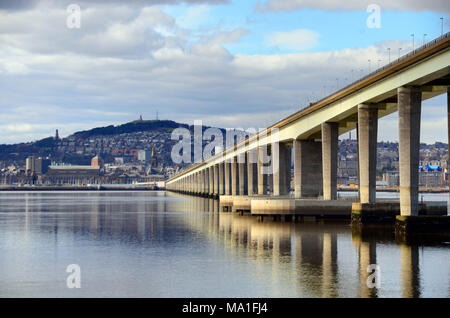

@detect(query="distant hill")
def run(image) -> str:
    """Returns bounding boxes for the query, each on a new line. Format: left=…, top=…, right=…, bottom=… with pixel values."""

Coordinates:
left=0, top=119, right=227, bottom=164
left=71, top=120, right=190, bottom=139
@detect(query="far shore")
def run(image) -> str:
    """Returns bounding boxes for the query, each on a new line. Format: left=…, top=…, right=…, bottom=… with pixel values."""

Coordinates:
left=0, top=185, right=162, bottom=192
left=338, top=187, right=449, bottom=193
left=0, top=185, right=448, bottom=194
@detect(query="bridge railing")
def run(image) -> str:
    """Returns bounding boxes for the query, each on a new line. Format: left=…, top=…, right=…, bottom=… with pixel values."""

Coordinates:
left=303, top=31, right=450, bottom=111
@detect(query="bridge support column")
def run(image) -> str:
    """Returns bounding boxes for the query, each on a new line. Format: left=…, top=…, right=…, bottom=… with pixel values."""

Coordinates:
left=358, top=104, right=378, bottom=204
left=322, top=122, right=339, bottom=200
left=231, top=157, right=239, bottom=195
left=398, top=86, right=422, bottom=216
left=204, top=169, right=209, bottom=195
left=247, top=149, right=257, bottom=195
left=208, top=166, right=214, bottom=196
left=225, top=161, right=232, bottom=195
left=193, top=173, right=196, bottom=193
left=273, top=142, right=290, bottom=196
left=219, top=163, right=225, bottom=195
left=294, top=140, right=323, bottom=198
left=214, top=164, right=219, bottom=196
left=257, top=146, right=268, bottom=195
left=186, top=176, right=190, bottom=193
left=238, top=153, right=247, bottom=195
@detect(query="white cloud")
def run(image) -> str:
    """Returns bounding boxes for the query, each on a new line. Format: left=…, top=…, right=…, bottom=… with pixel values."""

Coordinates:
left=0, top=2, right=446, bottom=145
left=256, top=0, right=450, bottom=13
left=266, top=29, right=319, bottom=51
left=176, top=4, right=214, bottom=29
left=0, top=0, right=229, bottom=11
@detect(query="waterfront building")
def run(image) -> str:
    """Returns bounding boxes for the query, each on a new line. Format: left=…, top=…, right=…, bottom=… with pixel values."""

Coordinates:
left=44, top=166, right=101, bottom=185
left=91, top=155, right=103, bottom=167
left=138, top=150, right=151, bottom=162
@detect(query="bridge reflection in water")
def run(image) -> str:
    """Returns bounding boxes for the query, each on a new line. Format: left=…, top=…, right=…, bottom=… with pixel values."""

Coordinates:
left=2, top=191, right=448, bottom=297
left=172, top=193, right=447, bottom=298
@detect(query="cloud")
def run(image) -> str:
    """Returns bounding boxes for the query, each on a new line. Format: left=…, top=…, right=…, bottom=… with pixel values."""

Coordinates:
left=0, top=2, right=446, bottom=145
left=0, top=37, right=412, bottom=142
left=266, top=29, right=319, bottom=51
left=256, top=0, right=450, bottom=13
left=0, top=0, right=229, bottom=11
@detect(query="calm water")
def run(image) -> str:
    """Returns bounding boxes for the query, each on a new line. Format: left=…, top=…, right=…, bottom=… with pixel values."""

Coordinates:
left=0, top=191, right=448, bottom=298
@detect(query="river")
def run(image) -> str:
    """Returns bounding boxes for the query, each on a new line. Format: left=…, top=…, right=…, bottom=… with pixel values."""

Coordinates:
left=0, top=191, right=448, bottom=297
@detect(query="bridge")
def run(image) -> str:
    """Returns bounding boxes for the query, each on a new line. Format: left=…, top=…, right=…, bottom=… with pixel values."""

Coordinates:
left=166, top=33, right=450, bottom=230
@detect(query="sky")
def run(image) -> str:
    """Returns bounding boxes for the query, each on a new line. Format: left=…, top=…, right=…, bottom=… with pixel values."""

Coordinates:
left=0, top=0, right=449, bottom=144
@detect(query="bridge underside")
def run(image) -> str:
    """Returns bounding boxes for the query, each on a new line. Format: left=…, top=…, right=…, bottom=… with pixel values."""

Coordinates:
left=167, top=34, right=450, bottom=231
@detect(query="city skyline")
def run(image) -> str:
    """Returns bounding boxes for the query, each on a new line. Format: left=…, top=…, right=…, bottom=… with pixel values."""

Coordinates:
left=0, top=0, right=449, bottom=144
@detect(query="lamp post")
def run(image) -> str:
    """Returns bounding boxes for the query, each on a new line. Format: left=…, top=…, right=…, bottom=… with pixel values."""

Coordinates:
left=441, top=17, right=444, bottom=36
left=411, top=33, right=415, bottom=50
left=423, top=33, right=427, bottom=45
left=387, top=47, right=391, bottom=63
left=398, top=47, right=402, bottom=59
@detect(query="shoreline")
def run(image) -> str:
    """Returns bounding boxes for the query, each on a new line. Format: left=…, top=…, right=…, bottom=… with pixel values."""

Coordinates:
left=0, top=186, right=162, bottom=191
left=0, top=186, right=448, bottom=193
left=338, top=187, right=449, bottom=194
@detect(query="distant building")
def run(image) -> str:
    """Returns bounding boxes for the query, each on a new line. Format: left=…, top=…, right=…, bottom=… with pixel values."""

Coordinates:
left=419, top=171, right=446, bottom=187
left=26, top=156, right=34, bottom=173
left=383, top=172, right=400, bottom=187
left=91, top=155, right=103, bottom=167
left=26, top=156, right=51, bottom=175
left=138, top=150, right=151, bottom=162
left=44, top=166, right=101, bottom=185
left=150, top=147, right=158, bottom=167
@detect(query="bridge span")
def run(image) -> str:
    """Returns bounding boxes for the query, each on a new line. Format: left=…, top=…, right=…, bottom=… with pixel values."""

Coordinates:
left=166, top=33, right=450, bottom=231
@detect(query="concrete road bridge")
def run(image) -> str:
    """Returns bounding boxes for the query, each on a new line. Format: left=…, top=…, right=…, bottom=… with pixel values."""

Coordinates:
left=166, top=33, right=450, bottom=231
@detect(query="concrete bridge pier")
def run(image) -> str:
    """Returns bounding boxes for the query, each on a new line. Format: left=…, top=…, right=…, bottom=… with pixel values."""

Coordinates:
left=398, top=86, right=422, bottom=216
left=193, top=172, right=196, bottom=194
left=257, top=146, right=268, bottom=195
left=200, top=170, right=204, bottom=195
left=219, top=162, right=225, bottom=195
left=200, top=171, right=204, bottom=195
left=273, top=142, right=291, bottom=196
left=294, top=139, right=323, bottom=198
left=231, top=156, right=239, bottom=195
left=208, top=166, right=214, bottom=197
left=322, top=122, right=339, bottom=200
left=238, top=153, right=248, bottom=195
left=247, top=149, right=258, bottom=195
left=214, top=164, right=219, bottom=196
left=200, top=171, right=205, bottom=195
left=358, top=103, right=378, bottom=204
left=225, top=161, right=232, bottom=195
left=204, top=168, right=209, bottom=196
